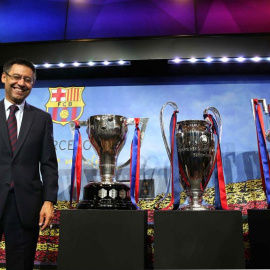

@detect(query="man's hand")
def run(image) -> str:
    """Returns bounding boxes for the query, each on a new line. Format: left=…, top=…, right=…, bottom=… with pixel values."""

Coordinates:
left=39, top=201, right=54, bottom=230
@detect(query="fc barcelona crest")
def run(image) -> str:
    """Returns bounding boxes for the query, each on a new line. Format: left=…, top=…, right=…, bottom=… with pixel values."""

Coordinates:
left=46, top=87, right=85, bottom=126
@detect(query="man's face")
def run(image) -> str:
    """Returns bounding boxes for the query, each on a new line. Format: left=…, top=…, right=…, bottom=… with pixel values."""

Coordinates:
left=1, top=64, right=34, bottom=105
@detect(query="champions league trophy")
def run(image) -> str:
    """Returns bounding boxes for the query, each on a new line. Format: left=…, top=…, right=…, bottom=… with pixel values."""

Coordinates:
left=70, top=115, right=148, bottom=209
left=160, top=102, right=220, bottom=210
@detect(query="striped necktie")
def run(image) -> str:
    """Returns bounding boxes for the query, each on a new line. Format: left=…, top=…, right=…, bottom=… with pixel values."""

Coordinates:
left=7, top=104, right=19, bottom=154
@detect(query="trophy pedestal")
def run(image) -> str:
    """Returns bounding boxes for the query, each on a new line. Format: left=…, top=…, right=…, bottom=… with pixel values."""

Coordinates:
left=77, top=182, right=135, bottom=210
left=248, top=209, right=270, bottom=269
left=178, top=193, right=215, bottom=211
left=58, top=210, right=147, bottom=270
left=179, top=203, right=214, bottom=211
left=154, top=210, right=245, bottom=269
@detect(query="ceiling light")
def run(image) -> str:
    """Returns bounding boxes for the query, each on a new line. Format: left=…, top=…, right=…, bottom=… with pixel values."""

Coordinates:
left=189, top=58, right=197, bottom=63
left=205, top=57, right=213, bottom=63
left=236, top=57, right=246, bottom=62
left=220, top=57, right=229, bottom=63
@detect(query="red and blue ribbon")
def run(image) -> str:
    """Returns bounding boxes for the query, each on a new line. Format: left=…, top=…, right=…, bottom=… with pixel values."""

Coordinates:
left=253, top=99, right=270, bottom=207
left=203, top=114, right=228, bottom=210
left=70, top=121, right=82, bottom=205
left=158, top=111, right=181, bottom=210
left=130, top=118, right=141, bottom=210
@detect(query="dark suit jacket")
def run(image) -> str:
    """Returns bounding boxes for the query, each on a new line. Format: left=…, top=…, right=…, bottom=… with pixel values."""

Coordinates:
left=0, top=99, right=58, bottom=228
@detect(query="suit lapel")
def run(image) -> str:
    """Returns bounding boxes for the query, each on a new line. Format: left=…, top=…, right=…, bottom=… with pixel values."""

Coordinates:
left=0, top=99, right=12, bottom=156
left=13, top=102, right=35, bottom=159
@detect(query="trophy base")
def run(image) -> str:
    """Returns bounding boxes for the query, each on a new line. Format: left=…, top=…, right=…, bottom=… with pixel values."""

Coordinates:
left=77, top=182, right=136, bottom=210
left=178, top=204, right=215, bottom=211
left=178, top=195, right=214, bottom=211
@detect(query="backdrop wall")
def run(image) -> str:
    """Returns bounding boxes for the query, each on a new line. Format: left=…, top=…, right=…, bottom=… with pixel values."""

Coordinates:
left=1, top=75, right=269, bottom=201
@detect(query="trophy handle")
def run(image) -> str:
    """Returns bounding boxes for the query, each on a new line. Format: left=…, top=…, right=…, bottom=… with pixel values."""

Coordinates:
left=266, top=103, right=270, bottom=141
left=202, top=107, right=222, bottom=188
left=69, top=121, right=99, bottom=169
left=203, top=107, right=222, bottom=142
left=160, top=101, right=179, bottom=160
left=116, top=117, right=149, bottom=170
left=251, top=98, right=270, bottom=142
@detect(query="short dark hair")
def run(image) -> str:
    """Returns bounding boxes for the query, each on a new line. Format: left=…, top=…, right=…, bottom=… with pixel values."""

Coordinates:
left=3, top=58, right=36, bottom=82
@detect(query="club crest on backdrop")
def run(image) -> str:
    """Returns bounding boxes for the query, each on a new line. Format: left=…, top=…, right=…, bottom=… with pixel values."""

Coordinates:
left=46, top=87, right=85, bottom=126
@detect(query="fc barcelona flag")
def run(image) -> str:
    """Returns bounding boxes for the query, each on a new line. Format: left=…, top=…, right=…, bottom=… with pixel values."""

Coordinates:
left=46, top=87, right=85, bottom=126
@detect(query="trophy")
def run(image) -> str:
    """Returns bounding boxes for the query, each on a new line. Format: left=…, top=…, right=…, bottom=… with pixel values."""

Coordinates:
left=160, top=102, right=221, bottom=210
left=70, top=115, right=148, bottom=209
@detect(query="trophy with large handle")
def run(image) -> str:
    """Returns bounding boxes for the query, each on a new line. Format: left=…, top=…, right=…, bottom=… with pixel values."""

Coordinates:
left=251, top=98, right=270, bottom=208
left=70, top=115, right=148, bottom=209
left=160, top=101, right=228, bottom=210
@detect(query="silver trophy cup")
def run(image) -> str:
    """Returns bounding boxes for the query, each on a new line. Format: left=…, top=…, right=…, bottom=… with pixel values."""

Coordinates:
left=73, top=115, right=148, bottom=209
left=160, top=102, right=218, bottom=210
left=176, top=120, right=215, bottom=210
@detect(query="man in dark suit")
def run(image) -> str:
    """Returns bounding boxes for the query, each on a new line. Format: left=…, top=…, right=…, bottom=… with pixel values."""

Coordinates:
left=0, top=58, right=58, bottom=270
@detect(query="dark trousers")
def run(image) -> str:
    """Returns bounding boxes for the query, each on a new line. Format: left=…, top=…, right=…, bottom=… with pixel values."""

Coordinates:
left=0, top=191, right=39, bottom=270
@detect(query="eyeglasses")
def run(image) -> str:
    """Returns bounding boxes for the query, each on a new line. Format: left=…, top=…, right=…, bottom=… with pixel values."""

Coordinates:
left=5, top=72, right=34, bottom=84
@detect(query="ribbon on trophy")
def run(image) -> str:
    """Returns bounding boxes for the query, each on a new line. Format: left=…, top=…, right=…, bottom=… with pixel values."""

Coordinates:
left=130, top=118, right=142, bottom=209
left=70, top=121, right=82, bottom=205
left=252, top=99, right=270, bottom=207
left=158, top=110, right=181, bottom=210
left=267, top=104, right=270, bottom=142
left=203, top=109, right=228, bottom=210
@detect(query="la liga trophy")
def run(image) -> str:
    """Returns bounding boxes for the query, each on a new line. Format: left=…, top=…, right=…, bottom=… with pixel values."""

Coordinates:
left=160, top=101, right=224, bottom=210
left=70, top=115, right=148, bottom=210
